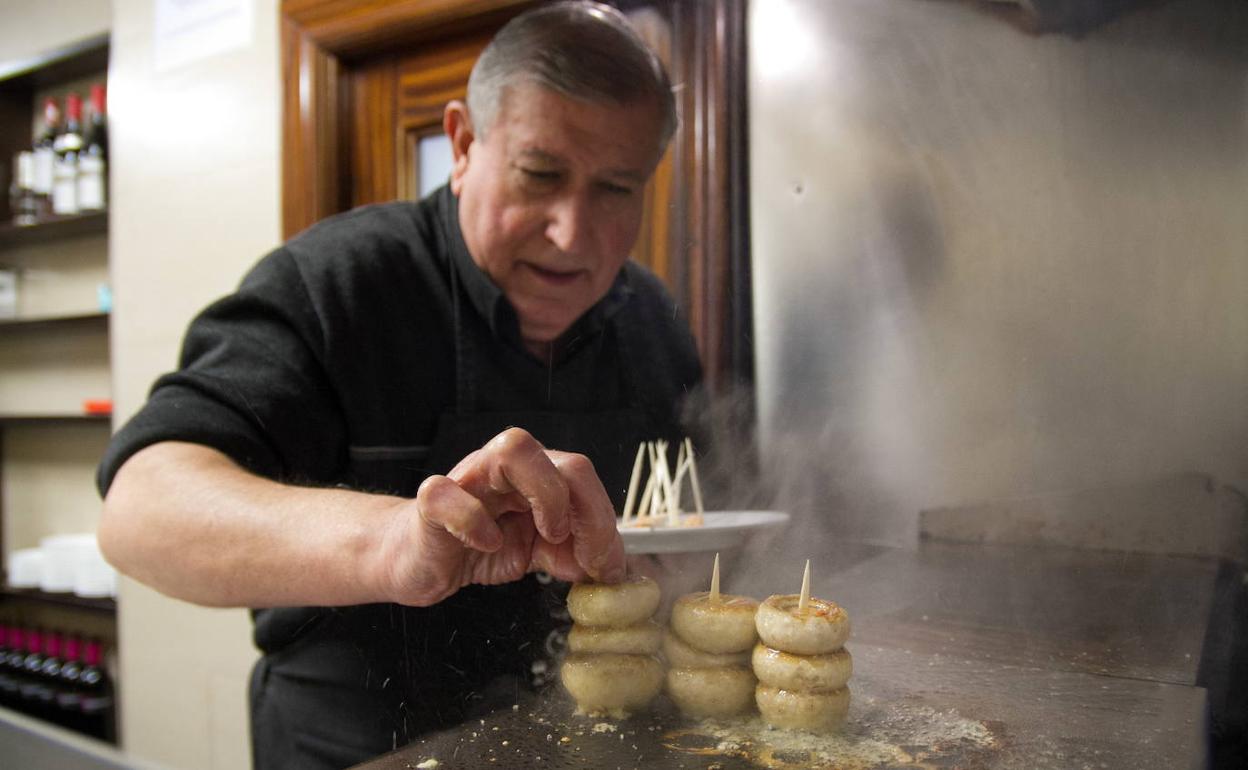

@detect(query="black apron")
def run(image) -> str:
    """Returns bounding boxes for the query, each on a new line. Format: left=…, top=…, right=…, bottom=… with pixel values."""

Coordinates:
left=249, top=287, right=668, bottom=770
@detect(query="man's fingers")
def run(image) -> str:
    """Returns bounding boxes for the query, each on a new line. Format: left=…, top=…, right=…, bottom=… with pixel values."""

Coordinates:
left=452, top=428, right=572, bottom=544
left=415, top=475, right=503, bottom=553
left=529, top=537, right=588, bottom=583
left=445, top=429, right=624, bottom=582
left=549, top=450, right=626, bottom=583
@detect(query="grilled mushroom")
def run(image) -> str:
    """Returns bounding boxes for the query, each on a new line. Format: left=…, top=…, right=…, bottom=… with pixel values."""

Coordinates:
left=670, top=592, right=760, bottom=655
left=666, top=665, right=756, bottom=718
left=751, top=643, right=852, bottom=692
left=567, top=575, right=661, bottom=628
left=755, top=594, right=850, bottom=656
left=755, top=684, right=851, bottom=730
left=568, top=619, right=663, bottom=655
left=661, top=627, right=751, bottom=669
left=560, top=653, right=664, bottom=715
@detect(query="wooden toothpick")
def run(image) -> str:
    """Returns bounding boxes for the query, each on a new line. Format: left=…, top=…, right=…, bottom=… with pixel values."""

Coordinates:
left=645, top=442, right=663, bottom=521
left=710, top=553, right=721, bottom=603
left=635, top=449, right=657, bottom=522
left=798, top=559, right=811, bottom=614
left=621, top=442, right=646, bottom=524
left=654, top=440, right=679, bottom=526
left=684, top=438, right=705, bottom=518
left=673, top=441, right=695, bottom=512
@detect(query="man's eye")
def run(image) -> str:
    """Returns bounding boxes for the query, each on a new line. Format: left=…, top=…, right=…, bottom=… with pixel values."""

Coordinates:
left=522, top=168, right=560, bottom=182
left=601, top=182, right=635, bottom=196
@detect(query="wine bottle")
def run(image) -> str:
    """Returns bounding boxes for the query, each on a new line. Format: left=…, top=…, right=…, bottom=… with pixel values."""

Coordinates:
left=36, top=632, right=66, bottom=726
left=0, top=624, right=20, bottom=709
left=2, top=626, right=26, bottom=676
left=77, top=84, right=107, bottom=212
left=32, top=98, right=60, bottom=197
left=10, top=151, right=46, bottom=225
left=55, top=635, right=84, bottom=732
left=51, top=93, right=84, bottom=216
left=19, top=628, right=49, bottom=720
left=4, top=627, right=34, bottom=713
left=78, top=639, right=115, bottom=742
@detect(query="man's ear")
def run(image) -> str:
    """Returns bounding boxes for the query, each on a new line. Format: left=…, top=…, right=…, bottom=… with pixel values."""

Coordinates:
left=444, top=101, right=475, bottom=195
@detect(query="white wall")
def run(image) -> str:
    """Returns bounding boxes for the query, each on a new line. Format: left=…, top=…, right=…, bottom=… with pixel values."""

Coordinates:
left=108, top=0, right=280, bottom=767
left=0, top=1, right=110, bottom=63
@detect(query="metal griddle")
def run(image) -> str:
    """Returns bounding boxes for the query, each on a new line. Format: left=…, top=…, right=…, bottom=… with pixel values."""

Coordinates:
left=354, top=539, right=1221, bottom=769
left=355, top=640, right=1200, bottom=769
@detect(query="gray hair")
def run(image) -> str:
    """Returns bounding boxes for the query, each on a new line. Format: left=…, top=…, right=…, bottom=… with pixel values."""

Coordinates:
left=466, top=1, right=677, bottom=150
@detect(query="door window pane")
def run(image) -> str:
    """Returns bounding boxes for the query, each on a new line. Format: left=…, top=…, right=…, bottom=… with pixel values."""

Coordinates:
left=418, top=134, right=453, bottom=197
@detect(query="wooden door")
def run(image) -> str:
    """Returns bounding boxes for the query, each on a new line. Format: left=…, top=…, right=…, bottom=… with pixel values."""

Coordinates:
left=345, top=31, right=494, bottom=208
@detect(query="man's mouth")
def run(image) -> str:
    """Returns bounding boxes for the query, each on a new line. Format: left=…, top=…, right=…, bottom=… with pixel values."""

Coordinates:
left=524, top=262, right=585, bottom=286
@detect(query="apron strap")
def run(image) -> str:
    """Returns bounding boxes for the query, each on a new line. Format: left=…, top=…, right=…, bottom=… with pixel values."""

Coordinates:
left=608, top=293, right=643, bottom=409
left=451, top=257, right=474, bottom=415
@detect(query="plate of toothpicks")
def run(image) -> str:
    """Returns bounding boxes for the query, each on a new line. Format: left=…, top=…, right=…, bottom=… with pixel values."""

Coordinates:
left=616, top=437, right=789, bottom=554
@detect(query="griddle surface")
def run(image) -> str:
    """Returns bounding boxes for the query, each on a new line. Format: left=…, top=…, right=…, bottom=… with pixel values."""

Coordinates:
left=356, top=643, right=1201, bottom=769
left=355, top=541, right=1215, bottom=769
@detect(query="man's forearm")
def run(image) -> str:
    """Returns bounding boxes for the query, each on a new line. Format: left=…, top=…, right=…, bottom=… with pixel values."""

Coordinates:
left=99, top=441, right=400, bottom=608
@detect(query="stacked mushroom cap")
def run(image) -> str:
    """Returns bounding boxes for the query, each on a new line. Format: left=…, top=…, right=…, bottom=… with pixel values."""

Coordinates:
left=560, top=575, right=664, bottom=716
left=753, top=594, right=853, bottom=730
left=663, top=591, right=760, bottom=718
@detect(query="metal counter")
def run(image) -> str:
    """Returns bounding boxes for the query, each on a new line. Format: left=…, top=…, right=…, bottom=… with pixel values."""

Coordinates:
left=0, top=704, right=158, bottom=770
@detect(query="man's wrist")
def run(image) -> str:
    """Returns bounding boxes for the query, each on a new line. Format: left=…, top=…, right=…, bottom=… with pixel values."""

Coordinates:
left=359, top=493, right=454, bottom=608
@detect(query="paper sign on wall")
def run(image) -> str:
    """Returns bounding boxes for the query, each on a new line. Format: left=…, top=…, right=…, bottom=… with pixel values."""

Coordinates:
left=154, top=0, right=253, bottom=72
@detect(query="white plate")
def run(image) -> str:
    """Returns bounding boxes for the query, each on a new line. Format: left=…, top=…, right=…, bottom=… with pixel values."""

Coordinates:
left=618, top=510, right=790, bottom=554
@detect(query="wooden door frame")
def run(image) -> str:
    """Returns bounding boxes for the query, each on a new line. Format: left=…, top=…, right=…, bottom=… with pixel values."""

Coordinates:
left=280, top=0, right=751, bottom=389
left=663, top=0, right=752, bottom=391
left=281, top=0, right=534, bottom=238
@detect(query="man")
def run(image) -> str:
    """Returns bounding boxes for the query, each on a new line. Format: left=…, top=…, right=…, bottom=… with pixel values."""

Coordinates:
left=96, top=3, right=700, bottom=768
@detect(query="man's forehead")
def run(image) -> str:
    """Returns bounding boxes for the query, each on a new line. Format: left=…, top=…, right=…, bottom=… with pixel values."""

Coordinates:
left=482, top=81, right=661, bottom=174
left=495, top=81, right=658, bottom=138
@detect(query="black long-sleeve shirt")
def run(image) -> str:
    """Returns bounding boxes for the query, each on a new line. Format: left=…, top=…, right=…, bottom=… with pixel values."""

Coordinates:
left=97, top=184, right=701, bottom=655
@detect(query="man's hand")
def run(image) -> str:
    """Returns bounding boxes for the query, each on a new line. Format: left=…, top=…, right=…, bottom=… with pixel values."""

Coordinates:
left=376, top=427, right=627, bottom=606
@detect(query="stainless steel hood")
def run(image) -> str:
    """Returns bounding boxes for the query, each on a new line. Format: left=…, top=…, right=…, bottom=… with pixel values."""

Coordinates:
left=748, top=0, right=1248, bottom=546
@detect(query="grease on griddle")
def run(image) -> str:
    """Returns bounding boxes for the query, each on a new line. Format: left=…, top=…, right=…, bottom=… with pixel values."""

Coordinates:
left=768, top=748, right=815, bottom=766
left=664, top=730, right=721, bottom=751
left=658, top=698, right=999, bottom=769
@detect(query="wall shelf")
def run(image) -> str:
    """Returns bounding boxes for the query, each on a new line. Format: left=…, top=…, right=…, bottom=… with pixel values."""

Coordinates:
left=0, top=212, right=108, bottom=250
left=0, top=587, right=115, bottom=614
left=0, top=413, right=110, bottom=425
left=0, top=33, right=110, bottom=90
left=0, top=312, right=108, bottom=332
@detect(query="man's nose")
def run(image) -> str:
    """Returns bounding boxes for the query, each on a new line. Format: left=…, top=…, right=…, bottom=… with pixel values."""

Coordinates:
left=545, top=194, right=594, bottom=255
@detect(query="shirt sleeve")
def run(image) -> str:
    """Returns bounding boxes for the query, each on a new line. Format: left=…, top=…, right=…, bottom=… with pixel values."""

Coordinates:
left=97, top=247, right=348, bottom=495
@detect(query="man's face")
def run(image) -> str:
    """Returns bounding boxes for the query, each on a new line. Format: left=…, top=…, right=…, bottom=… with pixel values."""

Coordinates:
left=449, top=80, right=663, bottom=353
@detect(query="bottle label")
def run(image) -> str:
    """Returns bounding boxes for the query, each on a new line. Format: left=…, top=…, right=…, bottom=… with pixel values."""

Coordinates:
left=52, top=158, right=78, bottom=216
left=53, top=135, right=84, bottom=154
left=33, top=148, right=55, bottom=194
left=0, top=270, right=17, bottom=319
left=81, top=695, right=113, bottom=713
left=78, top=156, right=106, bottom=211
